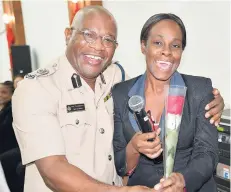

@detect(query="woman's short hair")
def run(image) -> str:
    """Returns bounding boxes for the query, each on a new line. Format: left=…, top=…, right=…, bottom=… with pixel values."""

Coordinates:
left=140, top=13, right=187, bottom=50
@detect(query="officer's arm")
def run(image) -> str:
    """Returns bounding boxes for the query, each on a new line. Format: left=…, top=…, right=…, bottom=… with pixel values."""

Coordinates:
left=205, top=88, right=224, bottom=126
left=36, top=155, right=129, bottom=192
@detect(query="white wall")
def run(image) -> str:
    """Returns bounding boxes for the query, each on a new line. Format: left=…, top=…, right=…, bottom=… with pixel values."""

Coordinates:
left=1, top=1, right=230, bottom=105
left=103, top=1, right=230, bottom=106
left=21, top=0, right=69, bottom=69
left=0, top=1, right=12, bottom=82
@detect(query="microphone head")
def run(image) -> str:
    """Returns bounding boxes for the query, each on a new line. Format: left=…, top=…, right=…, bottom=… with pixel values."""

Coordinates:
left=128, top=95, right=144, bottom=112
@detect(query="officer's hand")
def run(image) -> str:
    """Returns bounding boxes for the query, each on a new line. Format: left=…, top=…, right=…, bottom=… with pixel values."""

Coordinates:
left=126, top=185, right=156, bottom=192
left=130, top=128, right=163, bottom=159
left=154, top=173, right=185, bottom=192
left=205, top=88, right=224, bottom=126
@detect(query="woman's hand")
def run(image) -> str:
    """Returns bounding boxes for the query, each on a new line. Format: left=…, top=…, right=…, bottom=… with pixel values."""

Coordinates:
left=154, top=173, right=185, bottom=192
left=130, top=128, right=163, bottom=159
left=205, top=88, right=224, bottom=126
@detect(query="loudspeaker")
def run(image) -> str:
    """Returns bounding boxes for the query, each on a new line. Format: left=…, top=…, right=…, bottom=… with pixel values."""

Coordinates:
left=11, top=45, right=32, bottom=76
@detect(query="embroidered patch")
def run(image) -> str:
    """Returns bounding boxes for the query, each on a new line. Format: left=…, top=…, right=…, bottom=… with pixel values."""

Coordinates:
left=104, top=92, right=112, bottom=102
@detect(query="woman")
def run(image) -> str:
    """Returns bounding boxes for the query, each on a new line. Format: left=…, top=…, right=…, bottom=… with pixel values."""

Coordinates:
left=113, top=13, right=220, bottom=192
left=0, top=81, right=24, bottom=192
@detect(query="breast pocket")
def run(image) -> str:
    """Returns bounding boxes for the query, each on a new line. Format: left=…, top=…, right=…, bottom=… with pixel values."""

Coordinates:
left=59, top=111, right=89, bottom=155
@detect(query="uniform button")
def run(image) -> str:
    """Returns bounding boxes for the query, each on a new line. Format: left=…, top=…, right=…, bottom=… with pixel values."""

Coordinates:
left=99, top=128, right=105, bottom=134
left=75, top=119, right=79, bottom=125
left=108, top=155, right=112, bottom=161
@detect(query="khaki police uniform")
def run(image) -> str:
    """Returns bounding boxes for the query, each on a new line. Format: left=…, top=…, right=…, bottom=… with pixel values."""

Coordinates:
left=12, top=55, right=127, bottom=192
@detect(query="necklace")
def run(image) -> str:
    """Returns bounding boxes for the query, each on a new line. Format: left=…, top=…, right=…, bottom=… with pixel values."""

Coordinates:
left=147, top=110, right=160, bottom=131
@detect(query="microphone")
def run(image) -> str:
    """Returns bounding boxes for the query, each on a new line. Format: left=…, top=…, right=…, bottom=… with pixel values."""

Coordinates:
left=128, top=95, right=163, bottom=164
left=128, top=95, right=152, bottom=133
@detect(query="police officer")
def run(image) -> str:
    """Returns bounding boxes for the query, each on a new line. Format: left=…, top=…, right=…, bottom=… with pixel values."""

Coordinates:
left=12, top=6, right=224, bottom=192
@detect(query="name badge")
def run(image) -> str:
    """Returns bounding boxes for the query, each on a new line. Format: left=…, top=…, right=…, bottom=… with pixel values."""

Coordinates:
left=66, top=104, right=85, bottom=113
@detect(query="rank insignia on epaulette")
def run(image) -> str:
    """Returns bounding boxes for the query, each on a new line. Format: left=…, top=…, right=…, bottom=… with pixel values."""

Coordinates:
left=25, top=74, right=36, bottom=79
left=25, top=68, right=50, bottom=79
left=36, top=68, right=49, bottom=76
left=104, top=92, right=112, bottom=102
left=25, top=64, right=57, bottom=80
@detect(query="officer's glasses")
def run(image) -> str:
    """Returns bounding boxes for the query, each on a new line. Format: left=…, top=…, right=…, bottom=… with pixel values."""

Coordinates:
left=71, top=28, right=118, bottom=48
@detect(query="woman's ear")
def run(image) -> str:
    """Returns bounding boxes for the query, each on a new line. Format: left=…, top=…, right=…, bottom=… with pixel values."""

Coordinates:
left=141, top=40, right=146, bottom=55
left=64, top=28, right=72, bottom=45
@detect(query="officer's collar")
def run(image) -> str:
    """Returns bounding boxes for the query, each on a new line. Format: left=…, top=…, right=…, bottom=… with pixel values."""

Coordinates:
left=58, top=55, right=110, bottom=92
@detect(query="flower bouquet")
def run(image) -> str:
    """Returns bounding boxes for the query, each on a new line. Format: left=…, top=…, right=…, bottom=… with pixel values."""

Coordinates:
left=164, top=85, right=187, bottom=178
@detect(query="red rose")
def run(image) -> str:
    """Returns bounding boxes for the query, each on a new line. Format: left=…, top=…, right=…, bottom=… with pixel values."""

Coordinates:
left=167, top=96, right=185, bottom=115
